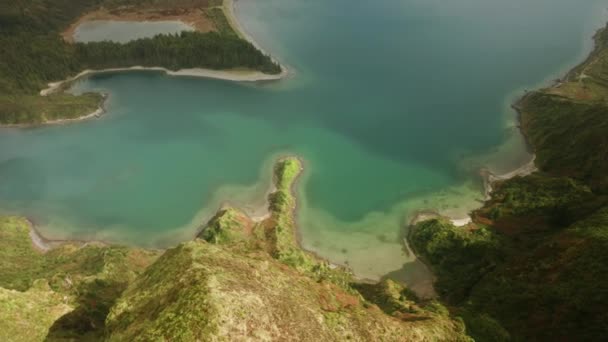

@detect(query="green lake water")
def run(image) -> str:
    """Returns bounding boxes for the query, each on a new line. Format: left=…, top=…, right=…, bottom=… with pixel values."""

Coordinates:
left=1, top=0, right=607, bottom=295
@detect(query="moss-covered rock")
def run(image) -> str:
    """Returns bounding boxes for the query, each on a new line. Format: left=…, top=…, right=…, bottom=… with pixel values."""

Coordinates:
left=0, top=216, right=159, bottom=340
left=354, top=279, right=421, bottom=316
left=0, top=280, right=73, bottom=342
left=107, top=239, right=470, bottom=341
left=198, top=207, right=253, bottom=245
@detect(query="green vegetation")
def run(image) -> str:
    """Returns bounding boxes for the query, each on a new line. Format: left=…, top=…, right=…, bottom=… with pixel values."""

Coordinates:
left=409, top=23, right=608, bottom=341
left=0, top=216, right=159, bottom=340
left=106, top=237, right=470, bottom=341
left=198, top=207, right=252, bottom=245
left=0, top=158, right=471, bottom=341
left=0, top=93, right=102, bottom=125
left=519, top=93, right=608, bottom=193
left=517, top=24, right=608, bottom=194
left=0, top=280, right=73, bottom=342
left=0, top=0, right=280, bottom=125
left=409, top=219, right=503, bottom=303
left=204, top=7, right=238, bottom=37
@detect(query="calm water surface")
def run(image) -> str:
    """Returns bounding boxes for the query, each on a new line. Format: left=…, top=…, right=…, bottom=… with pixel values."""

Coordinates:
left=1, top=0, right=607, bottom=295
left=73, top=20, right=194, bottom=43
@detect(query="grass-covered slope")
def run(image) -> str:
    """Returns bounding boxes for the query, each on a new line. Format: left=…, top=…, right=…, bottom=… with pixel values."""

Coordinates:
left=517, top=25, right=608, bottom=194
left=0, top=280, right=73, bottom=342
left=0, top=0, right=280, bottom=125
left=107, top=239, right=469, bottom=341
left=518, top=93, right=608, bottom=193
left=409, top=24, right=608, bottom=342
left=0, top=216, right=160, bottom=340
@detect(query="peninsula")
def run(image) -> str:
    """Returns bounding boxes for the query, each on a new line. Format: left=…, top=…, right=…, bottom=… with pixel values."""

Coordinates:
left=0, top=0, right=282, bottom=126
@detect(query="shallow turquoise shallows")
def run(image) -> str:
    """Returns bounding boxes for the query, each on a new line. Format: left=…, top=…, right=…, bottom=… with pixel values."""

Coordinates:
left=1, top=0, right=607, bottom=295
left=73, top=20, right=195, bottom=43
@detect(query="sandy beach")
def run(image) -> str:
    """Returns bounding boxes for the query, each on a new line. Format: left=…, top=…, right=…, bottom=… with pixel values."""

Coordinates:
left=16, top=0, right=291, bottom=128
left=482, top=156, right=537, bottom=199
left=40, top=66, right=286, bottom=97
left=442, top=157, right=537, bottom=227
left=223, top=0, right=286, bottom=70
left=40, top=0, right=288, bottom=97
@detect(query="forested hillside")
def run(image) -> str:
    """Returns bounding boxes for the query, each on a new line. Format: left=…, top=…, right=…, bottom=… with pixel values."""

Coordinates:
left=0, top=0, right=280, bottom=124
left=409, top=24, right=608, bottom=342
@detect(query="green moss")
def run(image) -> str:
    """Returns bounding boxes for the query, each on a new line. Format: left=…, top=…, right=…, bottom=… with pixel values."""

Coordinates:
left=198, top=207, right=251, bottom=245
left=354, top=279, right=421, bottom=316
left=0, top=92, right=102, bottom=125
left=0, top=217, right=46, bottom=290
left=274, top=157, right=302, bottom=192
left=106, top=240, right=471, bottom=341
left=0, top=280, right=73, bottom=342
left=0, top=216, right=159, bottom=340
left=107, top=242, right=218, bottom=341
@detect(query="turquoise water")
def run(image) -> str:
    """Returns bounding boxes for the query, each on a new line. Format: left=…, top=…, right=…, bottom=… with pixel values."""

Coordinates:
left=73, top=20, right=194, bottom=43
left=1, top=0, right=608, bottom=295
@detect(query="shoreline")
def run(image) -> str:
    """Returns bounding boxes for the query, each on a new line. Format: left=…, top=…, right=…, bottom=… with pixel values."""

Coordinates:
left=45, top=0, right=289, bottom=97
left=12, top=1, right=602, bottom=292
left=24, top=217, right=111, bottom=253
left=28, top=0, right=289, bottom=125
left=409, top=19, right=607, bottom=228
left=407, top=18, right=608, bottom=230
left=1, top=93, right=108, bottom=128
left=223, top=0, right=287, bottom=74
left=39, top=66, right=287, bottom=98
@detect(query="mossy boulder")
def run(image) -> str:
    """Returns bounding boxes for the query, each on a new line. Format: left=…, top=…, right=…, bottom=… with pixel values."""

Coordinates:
left=198, top=207, right=253, bottom=245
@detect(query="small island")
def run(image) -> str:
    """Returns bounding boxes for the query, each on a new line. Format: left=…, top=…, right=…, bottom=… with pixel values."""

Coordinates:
left=0, top=0, right=282, bottom=126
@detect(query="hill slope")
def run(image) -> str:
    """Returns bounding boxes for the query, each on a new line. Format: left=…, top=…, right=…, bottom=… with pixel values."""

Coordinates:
left=409, top=24, right=608, bottom=342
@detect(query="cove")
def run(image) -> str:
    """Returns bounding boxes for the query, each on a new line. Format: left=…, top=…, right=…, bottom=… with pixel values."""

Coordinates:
left=73, top=20, right=195, bottom=43
left=1, top=0, right=607, bottom=294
